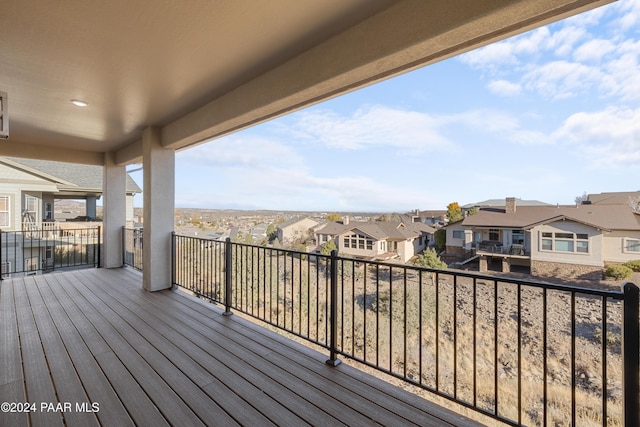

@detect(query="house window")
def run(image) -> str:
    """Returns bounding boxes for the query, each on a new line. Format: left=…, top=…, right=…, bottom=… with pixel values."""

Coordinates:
left=489, top=229, right=500, bottom=241
left=452, top=230, right=464, bottom=239
left=512, top=230, right=525, bottom=245
left=540, top=232, right=589, bottom=253
left=25, top=196, right=38, bottom=221
left=344, top=233, right=374, bottom=251
left=0, top=195, right=9, bottom=227
left=45, top=202, right=53, bottom=220
left=624, top=238, right=640, bottom=253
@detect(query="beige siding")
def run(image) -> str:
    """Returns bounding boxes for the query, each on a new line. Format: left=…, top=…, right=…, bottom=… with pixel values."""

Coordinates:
left=530, top=222, right=603, bottom=267
left=602, top=230, right=640, bottom=263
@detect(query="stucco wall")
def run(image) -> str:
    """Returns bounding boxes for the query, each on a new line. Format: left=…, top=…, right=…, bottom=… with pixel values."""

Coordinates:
left=530, top=221, right=603, bottom=267
left=602, top=230, right=640, bottom=263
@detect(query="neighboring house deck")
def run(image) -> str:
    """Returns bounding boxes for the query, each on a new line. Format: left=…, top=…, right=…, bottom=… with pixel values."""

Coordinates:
left=0, top=157, right=140, bottom=278
left=446, top=196, right=640, bottom=279
left=0, top=267, right=479, bottom=427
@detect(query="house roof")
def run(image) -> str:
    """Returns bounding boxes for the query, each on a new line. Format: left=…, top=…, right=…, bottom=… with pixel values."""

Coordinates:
left=319, top=221, right=435, bottom=241
left=586, top=191, right=640, bottom=205
left=461, top=198, right=551, bottom=209
left=1, top=157, right=141, bottom=194
left=460, top=204, right=640, bottom=231
left=278, top=216, right=319, bottom=229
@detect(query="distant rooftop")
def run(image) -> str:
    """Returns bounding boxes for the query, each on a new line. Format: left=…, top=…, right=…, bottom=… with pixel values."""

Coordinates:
left=1, top=156, right=141, bottom=194
left=462, top=198, right=551, bottom=209
left=586, top=191, right=640, bottom=205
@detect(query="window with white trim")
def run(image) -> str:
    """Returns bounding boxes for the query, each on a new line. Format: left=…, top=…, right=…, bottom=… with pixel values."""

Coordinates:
left=540, top=231, right=589, bottom=253
left=624, top=238, right=640, bottom=253
left=25, top=195, right=38, bottom=220
left=344, top=232, right=373, bottom=250
left=0, top=196, right=9, bottom=227
left=452, top=230, right=464, bottom=239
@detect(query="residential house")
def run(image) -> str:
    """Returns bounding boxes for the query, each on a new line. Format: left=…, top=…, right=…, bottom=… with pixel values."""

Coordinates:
left=316, top=219, right=435, bottom=262
left=276, top=216, right=320, bottom=245
left=0, top=157, right=141, bottom=276
left=446, top=196, right=640, bottom=280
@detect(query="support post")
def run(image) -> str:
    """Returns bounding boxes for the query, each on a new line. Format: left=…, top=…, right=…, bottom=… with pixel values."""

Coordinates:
left=326, top=249, right=341, bottom=367
left=142, top=126, right=175, bottom=291
left=622, top=282, right=639, bottom=427
left=224, top=238, right=233, bottom=316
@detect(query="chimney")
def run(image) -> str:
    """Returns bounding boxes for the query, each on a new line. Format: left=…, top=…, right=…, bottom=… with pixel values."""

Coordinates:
left=343, top=215, right=349, bottom=225
left=506, top=197, right=517, bottom=214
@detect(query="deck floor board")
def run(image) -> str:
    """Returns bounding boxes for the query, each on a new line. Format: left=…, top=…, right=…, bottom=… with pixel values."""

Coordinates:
left=0, top=268, right=482, bottom=427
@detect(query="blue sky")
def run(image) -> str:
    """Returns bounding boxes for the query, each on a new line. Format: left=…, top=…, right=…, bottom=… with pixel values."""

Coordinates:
left=130, top=0, right=640, bottom=212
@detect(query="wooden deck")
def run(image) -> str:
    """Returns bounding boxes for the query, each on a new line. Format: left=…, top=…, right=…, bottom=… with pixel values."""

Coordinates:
left=0, top=267, right=481, bottom=426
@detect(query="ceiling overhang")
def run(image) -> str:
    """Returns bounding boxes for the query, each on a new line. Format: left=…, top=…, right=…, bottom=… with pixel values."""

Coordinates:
left=0, top=0, right=614, bottom=166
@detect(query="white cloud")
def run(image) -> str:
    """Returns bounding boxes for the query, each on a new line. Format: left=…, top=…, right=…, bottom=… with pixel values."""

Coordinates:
left=290, top=105, right=453, bottom=153
left=445, top=109, right=549, bottom=145
left=522, top=60, right=603, bottom=99
left=552, top=107, right=640, bottom=166
left=178, top=135, right=303, bottom=168
left=615, top=0, right=640, bottom=31
left=487, top=79, right=521, bottom=96
left=176, top=163, right=440, bottom=211
left=573, top=38, right=616, bottom=62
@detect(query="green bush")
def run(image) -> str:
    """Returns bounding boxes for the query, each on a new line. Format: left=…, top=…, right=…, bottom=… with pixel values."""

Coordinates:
left=623, top=259, right=640, bottom=272
left=604, top=264, right=632, bottom=280
left=414, top=247, right=447, bottom=269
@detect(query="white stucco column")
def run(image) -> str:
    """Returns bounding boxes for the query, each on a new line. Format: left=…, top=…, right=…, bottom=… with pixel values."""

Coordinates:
left=103, top=153, right=126, bottom=268
left=142, top=126, right=175, bottom=292
left=86, top=196, right=97, bottom=219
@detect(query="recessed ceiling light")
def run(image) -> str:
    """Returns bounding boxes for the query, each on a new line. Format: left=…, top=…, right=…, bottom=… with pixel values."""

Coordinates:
left=70, top=99, right=88, bottom=107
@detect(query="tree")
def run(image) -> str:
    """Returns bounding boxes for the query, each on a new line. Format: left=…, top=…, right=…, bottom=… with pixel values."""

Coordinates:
left=265, top=223, right=277, bottom=242
left=434, top=228, right=446, bottom=253
left=326, top=213, right=343, bottom=222
left=575, top=191, right=588, bottom=205
left=414, top=247, right=447, bottom=269
left=446, top=202, right=463, bottom=223
left=320, top=239, right=337, bottom=255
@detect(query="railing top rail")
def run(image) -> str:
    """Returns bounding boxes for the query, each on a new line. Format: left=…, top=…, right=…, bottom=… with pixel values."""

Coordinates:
left=172, top=233, right=625, bottom=300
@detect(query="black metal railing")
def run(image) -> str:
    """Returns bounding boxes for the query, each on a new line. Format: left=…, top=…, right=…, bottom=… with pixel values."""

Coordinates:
left=167, top=234, right=639, bottom=426
left=123, top=227, right=143, bottom=271
left=0, top=226, right=101, bottom=279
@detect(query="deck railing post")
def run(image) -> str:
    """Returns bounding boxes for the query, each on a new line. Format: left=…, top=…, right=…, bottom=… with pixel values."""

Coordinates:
left=224, top=237, right=233, bottom=316
left=171, top=231, right=176, bottom=289
left=622, top=282, right=639, bottom=427
left=97, top=226, right=101, bottom=268
left=0, top=229, right=3, bottom=280
left=326, top=249, right=341, bottom=366
left=121, top=225, right=125, bottom=267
